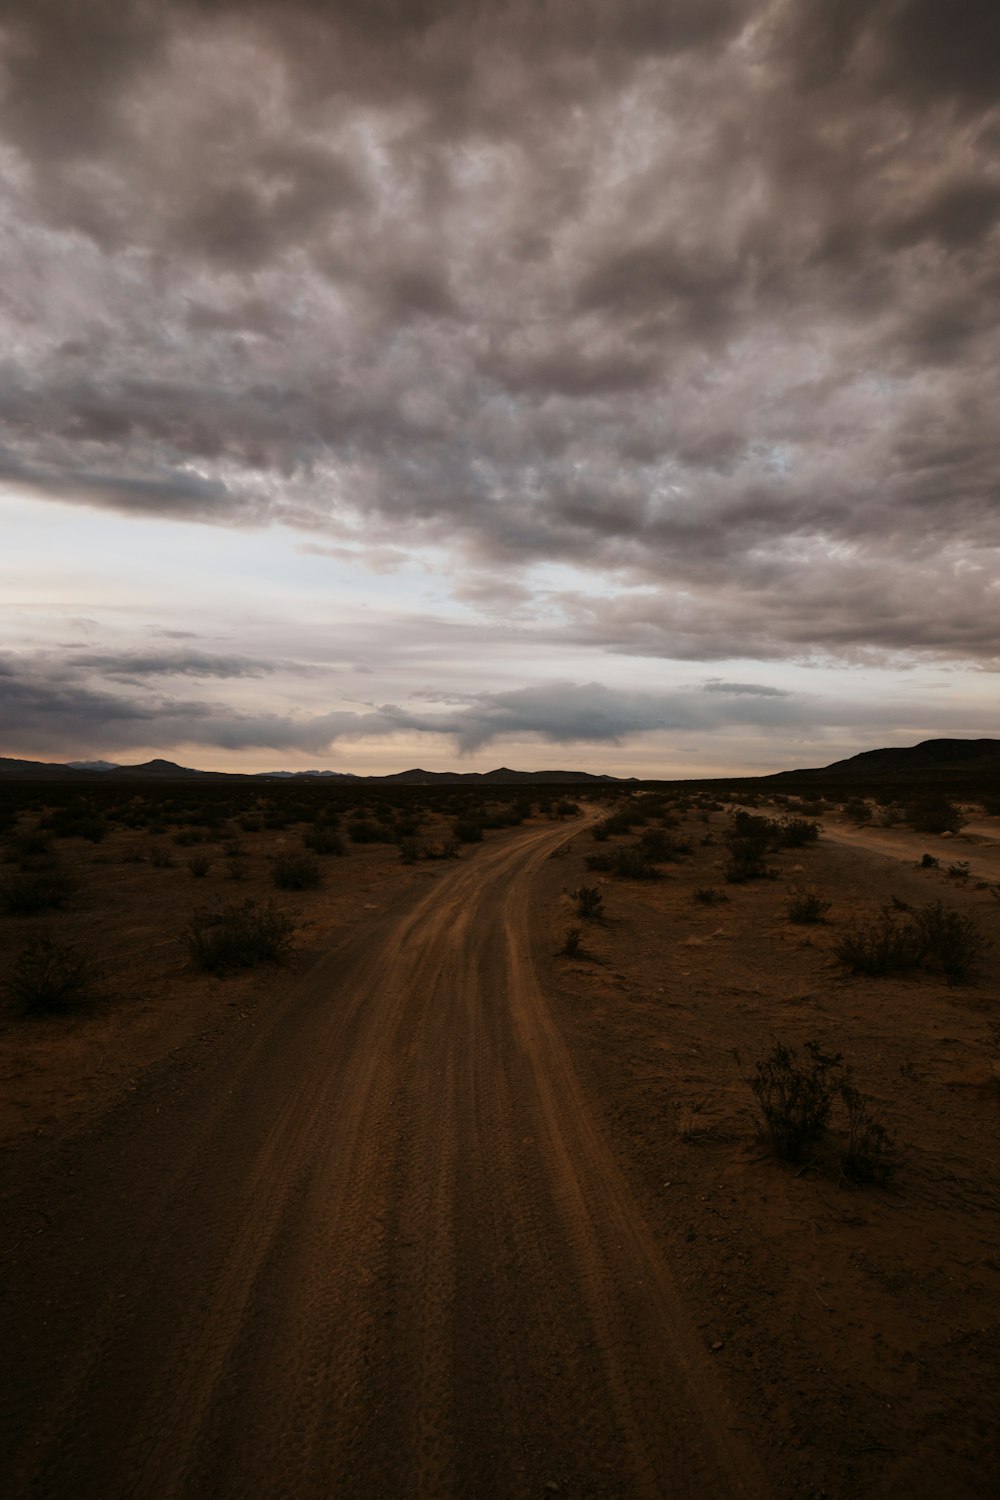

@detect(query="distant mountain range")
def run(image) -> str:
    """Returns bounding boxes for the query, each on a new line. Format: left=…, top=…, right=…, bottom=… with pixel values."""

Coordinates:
left=0, top=756, right=622, bottom=785
left=0, top=739, right=996, bottom=784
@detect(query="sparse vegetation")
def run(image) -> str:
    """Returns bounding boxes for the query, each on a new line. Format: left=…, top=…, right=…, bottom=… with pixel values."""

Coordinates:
left=572, top=885, right=604, bottom=920
left=1, top=868, right=77, bottom=915
left=187, top=853, right=212, bottom=878
left=559, top=926, right=583, bottom=957
left=745, top=1041, right=842, bottom=1163
left=836, top=900, right=987, bottom=984
left=186, top=899, right=294, bottom=974
left=905, top=794, right=965, bottom=835
left=272, top=852, right=323, bottom=890
left=694, top=886, right=729, bottom=904
left=787, top=893, right=831, bottom=924
left=4, top=937, right=101, bottom=1016
left=840, top=1079, right=900, bottom=1186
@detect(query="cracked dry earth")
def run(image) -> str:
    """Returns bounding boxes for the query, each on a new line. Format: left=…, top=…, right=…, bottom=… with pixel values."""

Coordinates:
left=0, top=812, right=766, bottom=1500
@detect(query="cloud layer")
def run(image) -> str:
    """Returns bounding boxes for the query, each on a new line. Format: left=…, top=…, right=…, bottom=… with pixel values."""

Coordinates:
left=1, top=3, right=997, bottom=766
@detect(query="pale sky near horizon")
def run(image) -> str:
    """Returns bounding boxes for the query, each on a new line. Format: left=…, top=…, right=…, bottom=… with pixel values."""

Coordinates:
left=2, top=2, right=998, bottom=776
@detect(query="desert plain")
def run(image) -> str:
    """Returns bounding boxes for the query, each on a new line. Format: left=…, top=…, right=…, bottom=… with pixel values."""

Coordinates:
left=0, top=776, right=998, bottom=1499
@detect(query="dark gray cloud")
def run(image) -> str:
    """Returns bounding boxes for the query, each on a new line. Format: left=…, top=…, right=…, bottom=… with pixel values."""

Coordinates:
left=69, top=651, right=288, bottom=681
left=1, top=0, right=997, bottom=670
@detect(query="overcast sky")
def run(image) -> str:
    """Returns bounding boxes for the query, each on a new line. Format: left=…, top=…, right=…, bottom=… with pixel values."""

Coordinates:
left=1, top=0, right=997, bottom=775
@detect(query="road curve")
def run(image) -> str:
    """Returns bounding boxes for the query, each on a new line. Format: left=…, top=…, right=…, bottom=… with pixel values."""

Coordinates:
left=1, top=817, right=765, bottom=1500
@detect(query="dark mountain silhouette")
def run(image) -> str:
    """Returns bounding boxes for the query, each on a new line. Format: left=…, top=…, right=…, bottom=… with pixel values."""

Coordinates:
left=788, top=738, right=1000, bottom=778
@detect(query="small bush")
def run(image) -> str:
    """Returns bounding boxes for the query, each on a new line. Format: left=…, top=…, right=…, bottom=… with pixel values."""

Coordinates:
left=840, top=1080, right=900, bottom=1185
left=398, top=837, right=424, bottom=865
left=186, top=899, right=294, bottom=974
left=746, top=1041, right=842, bottom=1163
left=905, top=795, right=965, bottom=836
left=637, top=828, right=681, bottom=863
left=5, top=830, right=54, bottom=865
left=787, top=893, right=831, bottom=924
left=573, top=886, right=604, bottom=920
left=774, top=818, right=820, bottom=849
left=911, top=900, right=987, bottom=984
left=947, top=860, right=970, bottom=880
left=590, top=845, right=660, bottom=880
left=1, top=869, right=77, bottom=915
left=303, top=828, right=345, bottom=856
left=559, top=926, right=583, bottom=957
left=453, top=819, right=484, bottom=844
left=187, top=853, right=212, bottom=878
left=920, top=852, right=939, bottom=868
left=148, top=844, right=176, bottom=868
left=5, top=937, right=100, bottom=1016
left=834, top=911, right=915, bottom=977
left=172, top=828, right=205, bottom=847
left=694, top=887, right=729, bottom=905
left=843, top=798, right=872, bottom=824
left=272, top=853, right=322, bottom=890
left=348, top=819, right=383, bottom=844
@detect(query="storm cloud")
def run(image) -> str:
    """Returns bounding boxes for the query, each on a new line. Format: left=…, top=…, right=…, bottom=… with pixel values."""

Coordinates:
left=0, top=3, right=997, bottom=769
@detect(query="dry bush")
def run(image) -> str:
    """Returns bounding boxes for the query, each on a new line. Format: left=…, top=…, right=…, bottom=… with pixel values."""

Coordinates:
left=186, top=899, right=294, bottom=974
left=4, top=937, right=101, bottom=1017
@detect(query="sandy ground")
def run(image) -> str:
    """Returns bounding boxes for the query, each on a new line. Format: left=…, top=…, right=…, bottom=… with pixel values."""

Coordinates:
left=1, top=800, right=998, bottom=1497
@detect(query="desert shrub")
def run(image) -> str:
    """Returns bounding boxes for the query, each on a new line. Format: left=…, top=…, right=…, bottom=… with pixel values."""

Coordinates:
left=239, top=814, right=264, bottom=833
left=573, top=885, right=604, bottom=920
left=398, top=837, right=424, bottom=865
left=187, top=853, right=212, bottom=878
left=172, top=828, right=204, bottom=847
left=725, top=847, right=773, bottom=883
left=555, top=799, right=580, bottom=817
left=774, top=817, right=820, bottom=849
left=303, top=828, right=345, bottom=856
left=694, top=887, right=728, bottom=904
left=946, top=860, right=970, bottom=880
left=843, top=798, right=872, bottom=823
left=272, top=853, right=322, bottom=890
left=585, top=851, right=612, bottom=872
left=599, top=846, right=660, bottom=880
left=186, top=899, right=294, bottom=974
left=637, top=828, right=681, bottom=863
left=723, top=812, right=776, bottom=882
left=920, top=852, right=939, bottom=868
left=148, top=844, right=175, bottom=868
left=559, top=926, right=583, bottom=957
left=601, top=811, right=635, bottom=836
left=5, top=937, right=101, bottom=1016
left=222, top=840, right=245, bottom=858
left=905, top=794, right=965, bottom=835
left=839, top=1080, right=900, bottom=1185
left=452, top=819, right=483, bottom=844
left=834, top=910, right=916, bottom=977
left=911, top=900, right=987, bottom=984
left=1, top=869, right=76, bottom=915
left=348, top=819, right=385, bottom=844
left=746, top=1041, right=843, bottom=1163
left=787, top=893, right=831, bottom=924
left=590, top=821, right=610, bottom=842
left=5, top=830, right=54, bottom=865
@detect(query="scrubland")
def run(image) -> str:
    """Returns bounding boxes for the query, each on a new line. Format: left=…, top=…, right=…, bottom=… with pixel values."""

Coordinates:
left=1, top=775, right=998, bottom=1496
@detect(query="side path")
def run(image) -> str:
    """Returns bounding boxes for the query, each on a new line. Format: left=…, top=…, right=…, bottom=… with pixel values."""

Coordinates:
left=0, top=815, right=767, bottom=1500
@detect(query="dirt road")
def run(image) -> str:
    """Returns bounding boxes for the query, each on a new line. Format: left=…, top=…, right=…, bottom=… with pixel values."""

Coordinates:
left=0, top=818, right=764, bottom=1500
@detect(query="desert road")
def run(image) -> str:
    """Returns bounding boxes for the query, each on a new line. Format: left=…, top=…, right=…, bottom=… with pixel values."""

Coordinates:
left=0, top=815, right=764, bottom=1500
